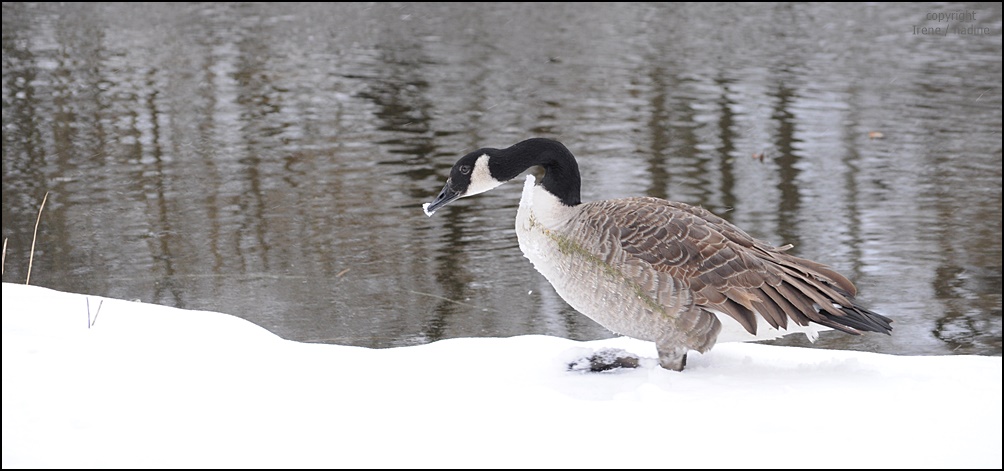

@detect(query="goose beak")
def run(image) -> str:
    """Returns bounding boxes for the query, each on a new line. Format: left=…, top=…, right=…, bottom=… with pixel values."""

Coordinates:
left=423, top=180, right=462, bottom=216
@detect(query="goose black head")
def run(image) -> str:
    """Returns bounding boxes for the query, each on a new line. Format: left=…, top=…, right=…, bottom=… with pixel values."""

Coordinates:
left=424, top=138, right=582, bottom=216
left=423, top=150, right=502, bottom=216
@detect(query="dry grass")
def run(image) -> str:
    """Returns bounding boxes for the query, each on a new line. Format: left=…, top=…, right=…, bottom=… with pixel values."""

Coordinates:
left=87, top=297, right=103, bottom=328
left=26, top=191, right=49, bottom=286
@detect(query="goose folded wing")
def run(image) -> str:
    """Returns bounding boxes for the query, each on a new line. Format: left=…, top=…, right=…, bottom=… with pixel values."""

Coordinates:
left=601, top=198, right=890, bottom=336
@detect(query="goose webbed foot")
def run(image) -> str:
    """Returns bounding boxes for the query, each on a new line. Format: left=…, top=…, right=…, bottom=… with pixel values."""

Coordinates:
left=657, top=346, right=688, bottom=371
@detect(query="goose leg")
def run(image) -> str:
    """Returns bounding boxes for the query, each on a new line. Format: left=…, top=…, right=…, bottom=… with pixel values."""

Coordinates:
left=656, top=345, right=689, bottom=371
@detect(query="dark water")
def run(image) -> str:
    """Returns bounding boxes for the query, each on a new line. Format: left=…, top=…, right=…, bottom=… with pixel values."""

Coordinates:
left=2, top=3, right=1001, bottom=356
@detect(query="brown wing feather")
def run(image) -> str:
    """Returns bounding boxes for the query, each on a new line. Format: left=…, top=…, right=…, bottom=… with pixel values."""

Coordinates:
left=582, top=197, right=891, bottom=336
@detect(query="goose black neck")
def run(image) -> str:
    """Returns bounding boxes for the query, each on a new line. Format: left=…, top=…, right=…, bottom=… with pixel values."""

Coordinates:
left=491, top=138, right=582, bottom=206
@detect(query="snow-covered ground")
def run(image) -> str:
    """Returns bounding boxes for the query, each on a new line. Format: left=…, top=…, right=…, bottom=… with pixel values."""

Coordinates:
left=2, top=282, right=1001, bottom=468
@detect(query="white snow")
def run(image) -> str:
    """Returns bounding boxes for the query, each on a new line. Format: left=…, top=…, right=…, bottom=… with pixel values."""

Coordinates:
left=2, top=282, right=1001, bottom=468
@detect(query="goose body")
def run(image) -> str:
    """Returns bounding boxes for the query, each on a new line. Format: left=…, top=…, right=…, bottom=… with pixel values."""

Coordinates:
left=424, top=138, right=892, bottom=371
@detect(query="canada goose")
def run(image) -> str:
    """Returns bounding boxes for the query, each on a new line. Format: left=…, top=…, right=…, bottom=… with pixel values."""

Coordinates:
left=423, top=138, right=892, bottom=371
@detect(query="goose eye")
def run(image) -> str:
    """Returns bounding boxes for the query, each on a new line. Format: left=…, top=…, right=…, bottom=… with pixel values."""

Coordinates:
left=459, top=165, right=472, bottom=175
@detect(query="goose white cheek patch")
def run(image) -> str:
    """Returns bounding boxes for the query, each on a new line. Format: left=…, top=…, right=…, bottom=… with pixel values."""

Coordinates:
left=422, top=202, right=435, bottom=217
